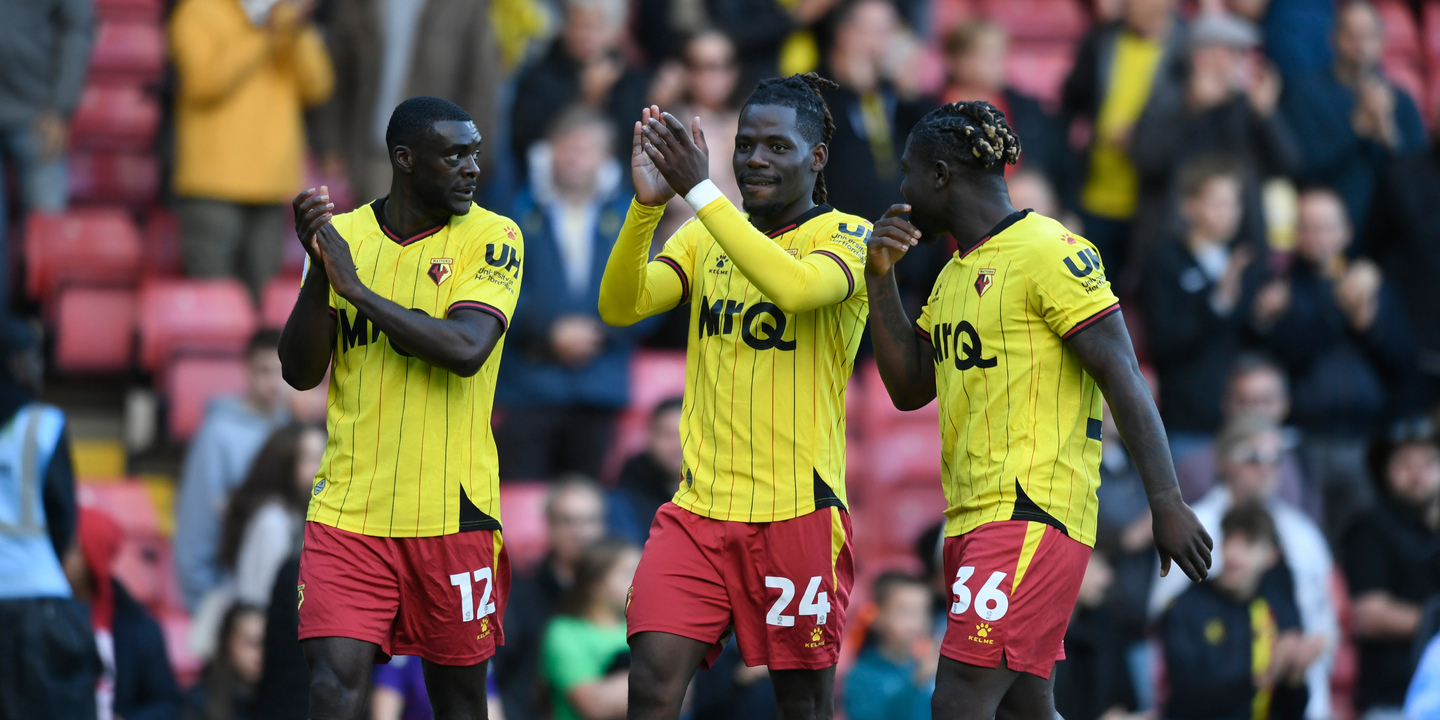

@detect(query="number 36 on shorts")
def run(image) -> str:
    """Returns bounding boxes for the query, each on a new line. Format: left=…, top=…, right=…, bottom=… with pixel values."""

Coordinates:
left=951, top=566, right=1009, bottom=621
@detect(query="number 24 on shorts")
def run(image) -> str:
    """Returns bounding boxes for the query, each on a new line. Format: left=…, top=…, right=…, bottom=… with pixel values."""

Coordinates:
left=951, top=566, right=1009, bottom=621
left=449, top=567, right=497, bottom=623
left=765, top=575, right=831, bottom=627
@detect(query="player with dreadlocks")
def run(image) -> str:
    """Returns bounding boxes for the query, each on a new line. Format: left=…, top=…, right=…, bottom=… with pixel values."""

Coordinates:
left=598, top=73, right=872, bottom=720
left=864, top=100, right=1214, bottom=719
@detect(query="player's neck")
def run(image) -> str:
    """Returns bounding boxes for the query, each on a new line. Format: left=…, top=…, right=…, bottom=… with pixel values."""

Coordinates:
left=384, top=188, right=451, bottom=237
left=748, top=196, right=817, bottom=235
left=947, top=193, right=1016, bottom=254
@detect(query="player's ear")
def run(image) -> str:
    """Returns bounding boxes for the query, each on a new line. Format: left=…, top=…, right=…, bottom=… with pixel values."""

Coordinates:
left=932, top=160, right=952, bottom=191
left=810, top=141, right=828, bottom=174
left=392, top=144, right=415, bottom=175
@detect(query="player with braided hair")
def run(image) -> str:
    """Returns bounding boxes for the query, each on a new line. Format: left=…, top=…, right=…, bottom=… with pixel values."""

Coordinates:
left=864, top=100, right=1213, bottom=719
left=597, top=74, right=872, bottom=720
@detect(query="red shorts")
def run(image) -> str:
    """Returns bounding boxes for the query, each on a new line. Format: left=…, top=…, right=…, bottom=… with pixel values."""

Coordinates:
left=626, top=503, right=854, bottom=671
left=940, top=520, right=1090, bottom=678
left=296, top=521, right=510, bottom=665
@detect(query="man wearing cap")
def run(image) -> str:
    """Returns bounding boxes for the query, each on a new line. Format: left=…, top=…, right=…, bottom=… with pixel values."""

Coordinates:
left=1129, top=11, right=1300, bottom=269
left=0, top=318, right=99, bottom=719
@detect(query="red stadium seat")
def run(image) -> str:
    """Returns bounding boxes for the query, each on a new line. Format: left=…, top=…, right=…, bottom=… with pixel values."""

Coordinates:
left=141, top=208, right=183, bottom=278
left=95, top=0, right=164, bottom=22
left=851, top=483, right=947, bottom=554
left=856, top=360, right=939, bottom=437
left=69, top=85, right=161, bottom=152
left=54, top=288, right=137, bottom=374
left=628, top=350, right=689, bottom=412
left=137, top=278, right=257, bottom=373
left=261, top=275, right=302, bottom=329
left=166, top=357, right=249, bottom=441
left=68, top=152, right=161, bottom=205
left=1006, top=45, right=1078, bottom=107
left=932, top=0, right=976, bottom=38
left=88, top=21, right=165, bottom=85
left=79, top=479, right=161, bottom=539
left=978, top=0, right=1089, bottom=44
left=24, top=209, right=142, bottom=302
left=498, top=482, right=550, bottom=572
left=1377, top=0, right=1423, bottom=69
left=865, top=425, right=944, bottom=488
left=1425, top=1, right=1440, bottom=66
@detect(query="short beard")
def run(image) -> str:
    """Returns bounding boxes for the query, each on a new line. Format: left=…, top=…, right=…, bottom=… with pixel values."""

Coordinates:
left=741, top=196, right=791, bottom=218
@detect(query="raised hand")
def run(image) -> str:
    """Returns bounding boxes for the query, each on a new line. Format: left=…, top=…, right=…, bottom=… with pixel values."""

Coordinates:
left=632, top=106, right=675, bottom=207
left=866, top=204, right=921, bottom=276
left=639, top=111, right=710, bottom=197
left=1152, top=493, right=1213, bottom=581
left=293, top=186, right=334, bottom=265
left=311, top=222, right=363, bottom=300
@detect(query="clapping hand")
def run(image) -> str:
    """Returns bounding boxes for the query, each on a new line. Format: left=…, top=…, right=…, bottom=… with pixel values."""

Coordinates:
left=638, top=111, right=711, bottom=198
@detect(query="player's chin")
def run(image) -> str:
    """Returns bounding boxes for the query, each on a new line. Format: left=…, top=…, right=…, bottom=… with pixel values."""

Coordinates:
left=446, top=195, right=474, bottom=215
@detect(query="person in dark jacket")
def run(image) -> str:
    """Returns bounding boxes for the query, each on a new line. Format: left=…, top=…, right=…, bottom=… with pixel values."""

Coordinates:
left=1253, top=187, right=1419, bottom=538
left=496, top=106, right=654, bottom=479
left=1061, top=0, right=1187, bottom=277
left=1142, top=157, right=1265, bottom=447
left=183, top=603, right=265, bottom=720
left=1162, top=502, right=1313, bottom=720
left=607, top=397, right=684, bottom=546
left=1279, top=0, right=1427, bottom=231
left=65, top=508, right=182, bottom=720
left=493, top=479, right=607, bottom=720
left=1129, top=13, right=1298, bottom=274
left=508, top=0, right=649, bottom=182
left=1052, top=546, right=1137, bottom=720
left=249, top=558, right=307, bottom=720
left=1342, top=431, right=1440, bottom=714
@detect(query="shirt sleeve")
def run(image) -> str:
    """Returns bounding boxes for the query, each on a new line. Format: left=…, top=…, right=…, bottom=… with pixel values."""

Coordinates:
left=597, top=199, right=691, bottom=326
left=688, top=181, right=862, bottom=314
left=448, top=220, right=525, bottom=331
left=1020, top=232, right=1121, bottom=339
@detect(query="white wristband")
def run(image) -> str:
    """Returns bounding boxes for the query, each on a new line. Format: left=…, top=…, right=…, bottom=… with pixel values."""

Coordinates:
left=684, top=179, right=725, bottom=213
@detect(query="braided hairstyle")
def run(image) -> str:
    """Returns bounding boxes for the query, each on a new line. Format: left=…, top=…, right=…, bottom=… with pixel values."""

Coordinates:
left=741, top=72, right=839, bottom=205
left=909, top=101, right=1021, bottom=177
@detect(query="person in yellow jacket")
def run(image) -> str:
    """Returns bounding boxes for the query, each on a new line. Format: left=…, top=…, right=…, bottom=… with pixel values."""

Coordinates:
left=170, top=0, right=333, bottom=297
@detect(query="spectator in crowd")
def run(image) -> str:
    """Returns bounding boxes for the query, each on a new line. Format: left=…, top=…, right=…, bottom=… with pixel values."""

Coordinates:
left=1130, top=13, right=1298, bottom=267
left=372, top=655, right=504, bottom=720
left=496, top=107, right=649, bottom=479
left=1174, top=354, right=1318, bottom=521
left=250, top=558, right=307, bottom=720
left=1253, top=187, right=1418, bottom=539
left=653, top=30, right=744, bottom=239
left=215, top=423, right=325, bottom=608
left=0, top=0, right=92, bottom=308
left=1363, top=127, right=1440, bottom=395
left=1281, top=0, right=1427, bottom=230
left=607, top=397, right=683, bottom=545
left=169, top=0, right=334, bottom=298
left=940, top=20, right=1067, bottom=201
left=541, top=538, right=640, bottom=720
left=313, top=0, right=504, bottom=203
left=1062, top=0, right=1186, bottom=277
left=1238, top=0, right=1335, bottom=82
left=182, top=603, right=265, bottom=720
left=175, top=331, right=291, bottom=611
left=0, top=318, right=97, bottom=719
left=689, top=639, right=777, bottom=720
left=1053, top=546, right=1138, bottom=720
left=1342, top=431, right=1440, bottom=715
left=818, top=0, right=935, bottom=223
left=1142, top=157, right=1265, bottom=447
left=1161, top=502, right=1313, bottom=720
left=510, top=0, right=649, bottom=181
left=842, top=573, right=936, bottom=720
left=703, top=0, right=840, bottom=92
left=1150, top=413, right=1337, bottom=719
left=1408, top=632, right=1440, bottom=720
left=913, top=520, right=948, bottom=641
left=65, top=508, right=182, bottom=720
left=494, top=478, right=607, bottom=720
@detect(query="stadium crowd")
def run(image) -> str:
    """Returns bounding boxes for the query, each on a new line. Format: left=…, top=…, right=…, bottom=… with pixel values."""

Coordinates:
left=2, top=0, right=1440, bottom=718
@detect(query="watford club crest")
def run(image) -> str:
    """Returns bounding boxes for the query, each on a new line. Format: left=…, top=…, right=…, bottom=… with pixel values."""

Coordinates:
left=975, top=267, right=996, bottom=297
left=428, top=258, right=453, bottom=286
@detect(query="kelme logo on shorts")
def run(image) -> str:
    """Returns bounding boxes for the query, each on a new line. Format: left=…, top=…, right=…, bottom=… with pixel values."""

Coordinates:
left=968, top=623, right=994, bottom=645
left=805, top=627, right=826, bottom=648
left=313, top=478, right=326, bottom=495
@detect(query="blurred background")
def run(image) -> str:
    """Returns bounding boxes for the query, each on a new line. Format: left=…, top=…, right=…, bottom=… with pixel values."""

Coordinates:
left=2, top=0, right=1440, bottom=718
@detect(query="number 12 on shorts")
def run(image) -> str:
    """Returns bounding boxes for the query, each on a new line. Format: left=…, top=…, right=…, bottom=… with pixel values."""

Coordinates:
left=765, top=575, right=830, bottom=627
left=449, top=567, right=497, bottom=623
left=951, top=566, right=1009, bottom=621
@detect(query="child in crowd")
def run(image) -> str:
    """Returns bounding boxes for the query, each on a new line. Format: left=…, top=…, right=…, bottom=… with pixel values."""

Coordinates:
left=842, top=573, right=937, bottom=720
left=1162, top=502, right=1317, bottom=720
left=183, top=603, right=265, bottom=720
left=541, top=539, right=641, bottom=720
